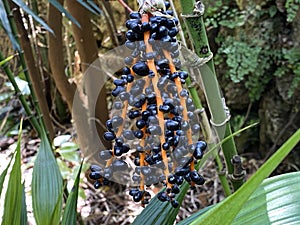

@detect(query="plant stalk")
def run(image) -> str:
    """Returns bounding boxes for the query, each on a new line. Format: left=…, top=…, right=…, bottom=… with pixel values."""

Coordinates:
left=4, top=0, right=54, bottom=140
left=179, top=0, right=244, bottom=191
left=0, top=52, right=42, bottom=135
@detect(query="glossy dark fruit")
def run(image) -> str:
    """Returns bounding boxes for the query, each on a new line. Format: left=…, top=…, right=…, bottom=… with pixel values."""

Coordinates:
left=132, top=175, right=141, bottom=182
left=122, top=144, right=130, bottom=153
left=176, top=130, right=184, bottom=136
left=124, top=56, right=134, bottom=65
left=106, top=119, right=113, bottom=130
left=93, top=181, right=102, bottom=189
left=112, top=86, right=125, bottom=97
left=125, top=40, right=136, bottom=50
left=175, top=166, right=190, bottom=176
left=175, top=175, right=184, bottom=185
left=168, top=27, right=179, bottom=37
left=126, top=30, right=137, bottom=41
left=192, top=124, right=201, bottom=133
left=193, top=147, right=203, bottom=159
left=89, top=171, right=101, bottom=180
left=145, top=51, right=157, bottom=60
left=114, top=79, right=126, bottom=86
left=123, top=66, right=131, bottom=74
left=99, top=150, right=113, bottom=160
left=133, top=191, right=144, bottom=202
left=162, top=142, right=170, bottom=150
left=159, top=104, right=171, bottom=113
left=128, top=110, right=141, bottom=119
left=196, top=141, right=207, bottom=151
left=130, top=12, right=141, bottom=19
left=115, top=137, right=123, bottom=146
left=166, top=120, right=180, bottom=131
left=103, top=167, right=113, bottom=179
left=134, top=157, right=140, bottom=166
left=157, top=59, right=169, bottom=69
left=127, top=74, right=134, bottom=83
left=112, top=160, right=128, bottom=171
left=181, top=121, right=190, bottom=131
left=132, top=62, right=150, bottom=76
left=114, top=146, right=123, bottom=156
left=136, top=119, right=146, bottom=129
left=129, top=188, right=139, bottom=196
left=168, top=174, right=177, bottom=184
left=90, top=164, right=102, bottom=172
left=157, top=26, right=168, bottom=37
left=190, top=171, right=205, bottom=185
left=161, top=35, right=171, bottom=43
left=103, top=132, right=116, bottom=141
left=166, top=10, right=174, bottom=16
left=119, top=91, right=130, bottom=101
left=165, top=1, right=171, bottom=9
left=180, top=89, right=189, bottom=97
left=157, top=192, right=170, bottom=202
left=141, top=21, right=151, bottom=31
left=171, top=200, right=179, bottom=208
left=141, top=166, right=152, bottom=176
left=134, top=130, right=144, bottom=139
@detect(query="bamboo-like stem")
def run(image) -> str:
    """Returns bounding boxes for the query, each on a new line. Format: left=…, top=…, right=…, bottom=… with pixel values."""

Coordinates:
left=4, top=0, right=54, bottom=140
left=179, top=0, right=244, bottom=191
left=0, top=52, right=42, bottom=135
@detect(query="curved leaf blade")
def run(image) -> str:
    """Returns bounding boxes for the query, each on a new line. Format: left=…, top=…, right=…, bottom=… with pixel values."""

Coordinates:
left=179, top=172, right=300, bottom=225
left=20, top=182, right=28, bottom=225
left=1, top=122, right=23, bottom=225
left=189, top=128, right=300, bottom=225
left=76, top=0, right=101, bottom=15
left=61, top=162, right=83, bottom=225
left=232, top=171, right=300, bottom=225
left=49, top=0, right=81, bottom=28
left=32, top=131, right=63, bottom=225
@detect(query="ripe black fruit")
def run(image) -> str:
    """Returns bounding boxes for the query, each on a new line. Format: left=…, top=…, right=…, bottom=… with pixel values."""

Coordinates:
left=132, top=62, right=150, bottom=76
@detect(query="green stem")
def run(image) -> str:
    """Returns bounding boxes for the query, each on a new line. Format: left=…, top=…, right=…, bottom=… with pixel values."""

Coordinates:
left=3, top=0, right=53, bottom=140
left=0, top=51, right=42, bottom=135
left=179, top=0, right=244, bottom=191
left=214, top=149, right=232, bottom=196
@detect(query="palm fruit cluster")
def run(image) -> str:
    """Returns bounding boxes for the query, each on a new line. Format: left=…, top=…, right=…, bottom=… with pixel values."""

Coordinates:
left=89, top=1, right=207, bottom=208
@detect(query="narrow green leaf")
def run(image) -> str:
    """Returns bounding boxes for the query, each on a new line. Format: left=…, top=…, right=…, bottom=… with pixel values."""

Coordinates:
left=48, top=0, right=81, bottom=28
left=190, top=128, right=300, bottom=225
left=61, top=161, right=83, bottom=225
left=0, top=54, right=15, bottom=66
left=0, top=155, right=13, bottom=198
left=32, top=131, right=63, bottom=225
left=12, top=0, right=54, bottom=34
left=179, top=172, right=300, bottom=225
left=76, top=0, right=100, bottom=15
left=0, top=1, right=20, bottom=50
left=2, top=121, right=23, bottom=225
left=50, top=185, right=64, bottom=225
left=232, top=172, right=300, bottom=225
left=20, top=182, right=28, bottom=225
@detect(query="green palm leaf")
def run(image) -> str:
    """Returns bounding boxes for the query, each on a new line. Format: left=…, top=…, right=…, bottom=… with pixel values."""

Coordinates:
left=32, top=130, right=63, bottom=225
left=1, top=122, right=23, bottom=225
